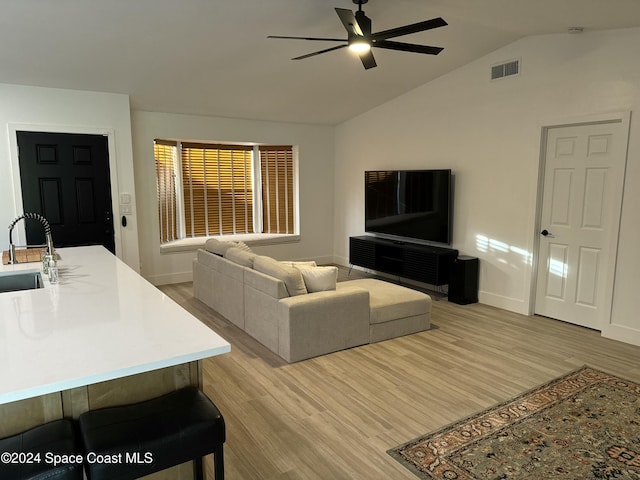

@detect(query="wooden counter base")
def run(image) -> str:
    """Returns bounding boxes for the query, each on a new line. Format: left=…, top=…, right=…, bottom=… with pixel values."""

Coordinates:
left=0, top=361, right=202, bottom=480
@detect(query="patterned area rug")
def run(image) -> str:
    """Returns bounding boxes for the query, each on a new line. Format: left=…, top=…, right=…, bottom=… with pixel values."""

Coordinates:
left=388, top=366, right=640, bottom=479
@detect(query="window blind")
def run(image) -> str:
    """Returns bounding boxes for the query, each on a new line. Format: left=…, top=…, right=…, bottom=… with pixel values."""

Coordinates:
left=154, top=140, right=178, bottom=243
left=259, top=146, right=294, bottom=234
left=181, top=143, right=254, bottom=237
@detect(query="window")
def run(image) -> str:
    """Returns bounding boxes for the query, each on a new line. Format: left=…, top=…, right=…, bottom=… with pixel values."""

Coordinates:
left=154, top=140, right=297, bottom=244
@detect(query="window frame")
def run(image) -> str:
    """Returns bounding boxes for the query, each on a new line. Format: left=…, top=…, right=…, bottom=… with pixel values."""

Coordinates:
left=154, top=139, right=300, bottom=252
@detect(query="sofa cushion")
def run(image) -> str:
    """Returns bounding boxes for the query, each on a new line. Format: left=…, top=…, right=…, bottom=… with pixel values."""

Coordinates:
left=244, top=267, right=290, bottom=299
left=339, top=279, right=431, bottom=325
left=197, top=249, right=221, bottom=269
left=204, top=238, right=235, bottom=256
left=253, top=256, right=307, bottom=296
left=296, top=266, right=338, bottom=293
left=225, top=246, right=256, bottom=267
left=205, top=238, right=254, bottom=256
left=279, top=260, right=317, bottom=268
left=216, top=253, right=245, bottom=281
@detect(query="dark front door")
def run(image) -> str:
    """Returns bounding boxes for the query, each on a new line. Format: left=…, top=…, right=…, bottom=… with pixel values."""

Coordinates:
left=16, top=131, right=115, bottom=253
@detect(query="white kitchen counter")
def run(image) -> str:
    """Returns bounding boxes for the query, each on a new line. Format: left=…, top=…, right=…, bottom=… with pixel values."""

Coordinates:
left=0, top=246, right=230, bottom=405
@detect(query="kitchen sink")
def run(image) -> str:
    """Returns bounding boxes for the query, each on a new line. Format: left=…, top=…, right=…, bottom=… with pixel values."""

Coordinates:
left=0, top=270, right=44, bottom=293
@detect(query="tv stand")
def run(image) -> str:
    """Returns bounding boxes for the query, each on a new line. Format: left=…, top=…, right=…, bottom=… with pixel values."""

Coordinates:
left=349, top=236, right=458, bottom=286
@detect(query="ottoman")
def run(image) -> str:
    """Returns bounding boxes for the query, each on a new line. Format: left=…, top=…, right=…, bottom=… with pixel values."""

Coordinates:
left=342, top=278, right=432, bottom=342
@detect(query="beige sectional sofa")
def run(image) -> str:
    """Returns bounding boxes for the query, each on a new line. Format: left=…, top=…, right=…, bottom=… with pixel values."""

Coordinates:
left=193, top=239, right=432, bottom=362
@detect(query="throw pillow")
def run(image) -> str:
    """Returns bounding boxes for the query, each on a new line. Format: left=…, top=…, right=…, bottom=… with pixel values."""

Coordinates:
left=253, top=256, right=308, bottom=296
left=234, top=241, right=253, bottom=253
left=295, top=266, right=338, bottom=293
left=224, top=247, right=256, bottom=267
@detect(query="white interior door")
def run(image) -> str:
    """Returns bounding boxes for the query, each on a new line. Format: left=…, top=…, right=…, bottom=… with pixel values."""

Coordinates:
left=535, top=120, right=627, bottom=330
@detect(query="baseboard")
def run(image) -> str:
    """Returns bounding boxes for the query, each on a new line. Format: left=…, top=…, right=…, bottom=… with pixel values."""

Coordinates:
left=338, top=254, right=528, bottom=313
left=478, top=291, right=528, bottom=315
left=146, top=270, right=193, bottom=286
left=312, top=255, right=335, bottom=265
left=333, top=254, right=349, bottom=266
left=601, top=323, right=640, bottom=347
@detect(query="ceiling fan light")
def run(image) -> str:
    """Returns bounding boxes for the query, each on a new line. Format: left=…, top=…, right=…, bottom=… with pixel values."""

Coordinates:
left=349, top=40, right=371, bottom=53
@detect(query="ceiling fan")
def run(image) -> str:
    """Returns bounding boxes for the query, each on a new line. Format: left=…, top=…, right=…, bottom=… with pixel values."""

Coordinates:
left=268, top=0, right=447, bottom=70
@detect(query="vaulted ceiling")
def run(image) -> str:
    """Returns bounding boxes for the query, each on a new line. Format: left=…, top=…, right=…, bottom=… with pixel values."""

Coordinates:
left=1, top=0, right=639, bottom=125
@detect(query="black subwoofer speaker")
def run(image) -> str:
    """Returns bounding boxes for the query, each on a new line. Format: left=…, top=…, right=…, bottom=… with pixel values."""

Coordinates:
left=448, top=256, right=479, bottom=305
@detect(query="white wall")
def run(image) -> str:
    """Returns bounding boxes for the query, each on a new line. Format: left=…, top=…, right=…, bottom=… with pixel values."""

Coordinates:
left=0, top=84, right=140, bottom=271
left=334, top=28, right=640, bottom=344
left=131, top=111, right=335, bottom=284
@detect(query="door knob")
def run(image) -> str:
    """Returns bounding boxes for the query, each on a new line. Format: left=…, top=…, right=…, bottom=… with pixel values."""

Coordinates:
left=540, top=229, right=551, bottom=236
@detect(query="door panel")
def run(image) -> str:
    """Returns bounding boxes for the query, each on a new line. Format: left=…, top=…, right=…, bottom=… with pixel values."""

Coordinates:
left=17, top=131, right=115, bottom=253
left=535, top=121, right=626, bottom=330
left=75, top=178, right=96, bottom=223
left=39, top=178, right=63, bottom=224
left=575, top=247, right=599, bottom=306
left=582, top=168, right=607, bottom=228
left=544, top=243, right=568, bottom=300
left=549, top=169, right=573, bottom=225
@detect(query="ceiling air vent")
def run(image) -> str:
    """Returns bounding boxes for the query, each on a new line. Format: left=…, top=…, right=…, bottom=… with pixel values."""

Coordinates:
left=491, top=59, right=520, bottom=80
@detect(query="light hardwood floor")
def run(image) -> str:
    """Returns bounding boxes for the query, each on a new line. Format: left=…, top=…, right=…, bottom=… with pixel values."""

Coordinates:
left=159, top=273, right=640, bottom=480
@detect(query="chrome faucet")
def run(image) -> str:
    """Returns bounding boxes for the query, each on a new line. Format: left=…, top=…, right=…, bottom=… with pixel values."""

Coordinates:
left=8, top=213, right=55, bottom=264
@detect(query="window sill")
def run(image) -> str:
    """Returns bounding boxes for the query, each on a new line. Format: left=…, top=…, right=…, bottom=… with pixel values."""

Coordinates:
left=159, top=233, right=301, bottom=254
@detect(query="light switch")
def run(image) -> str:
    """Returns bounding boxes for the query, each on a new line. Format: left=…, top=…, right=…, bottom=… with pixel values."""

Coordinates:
left=120, top=193, right=131, bottom=204
left=120, top=204, right=132, bottom=215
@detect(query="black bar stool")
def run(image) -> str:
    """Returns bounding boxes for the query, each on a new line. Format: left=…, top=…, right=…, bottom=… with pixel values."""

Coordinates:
left=77, top=386, right=225, bottom=480
left=0, top=419, right=83, bottom=480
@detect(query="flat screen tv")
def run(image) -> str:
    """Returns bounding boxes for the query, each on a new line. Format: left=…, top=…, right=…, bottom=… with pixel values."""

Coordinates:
left=365, top=169, right=452, bottom=245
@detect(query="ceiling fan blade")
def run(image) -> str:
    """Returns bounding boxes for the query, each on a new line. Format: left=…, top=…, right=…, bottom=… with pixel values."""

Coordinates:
left=371, top=17, right=447, bottom=41
left=374, top=40, right=443, bottom=55
left=268, top=35, right=346, bottom=42
left=359, top=50, right=377, bottom=70
left=335, top=8, right=364, bottom=36
left=292, top=44, right=347, bottom=60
